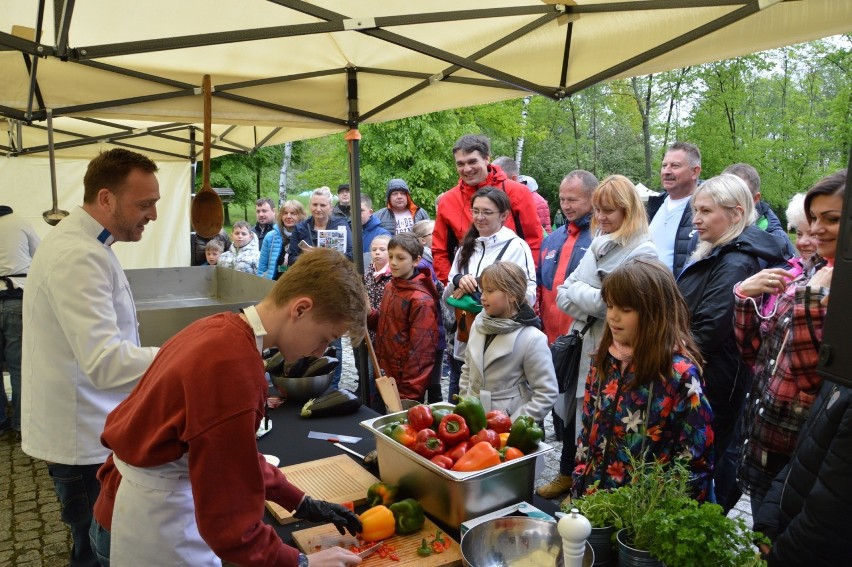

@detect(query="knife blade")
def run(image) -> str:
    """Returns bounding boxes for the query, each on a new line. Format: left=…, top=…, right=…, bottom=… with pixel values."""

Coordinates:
left=358, top=542, right=382, bottom=558
left=307, top=430, right=362, bottom=444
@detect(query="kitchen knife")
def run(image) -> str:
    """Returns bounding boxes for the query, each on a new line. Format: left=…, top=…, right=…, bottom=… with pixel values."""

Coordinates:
left=307, top=430, right=362, bottom=444
left=358, top=542, right=382, bottom=558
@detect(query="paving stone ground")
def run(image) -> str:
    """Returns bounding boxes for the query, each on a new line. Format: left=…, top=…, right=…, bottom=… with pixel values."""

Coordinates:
left=2, top=338, right=751, bottom=564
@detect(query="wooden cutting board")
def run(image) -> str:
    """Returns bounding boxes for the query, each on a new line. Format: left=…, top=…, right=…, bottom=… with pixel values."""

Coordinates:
left=292, top=516, right=462, bottom=566
left=266, top=455, right=380, bottom=524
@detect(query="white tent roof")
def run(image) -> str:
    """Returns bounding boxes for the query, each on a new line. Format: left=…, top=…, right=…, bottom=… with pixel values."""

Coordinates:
left=2, top=0, right=850, bottom=160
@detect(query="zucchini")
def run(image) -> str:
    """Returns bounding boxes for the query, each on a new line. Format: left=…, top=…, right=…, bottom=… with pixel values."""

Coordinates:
left=301, top=389, right=361, bottom=418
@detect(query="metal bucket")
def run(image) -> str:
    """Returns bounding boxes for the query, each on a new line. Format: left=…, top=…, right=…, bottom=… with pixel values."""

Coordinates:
left=588, top=525, right=615, bottom=566
left=461, top=517, right=594, bottom=567
left=616, top=529, right=664, bottom=567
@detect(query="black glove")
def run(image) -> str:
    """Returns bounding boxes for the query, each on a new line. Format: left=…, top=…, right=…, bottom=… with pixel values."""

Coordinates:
left=294, top=495, right=362, bottom=536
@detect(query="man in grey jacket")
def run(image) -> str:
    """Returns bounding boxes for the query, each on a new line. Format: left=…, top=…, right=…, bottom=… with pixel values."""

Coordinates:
left=372, top=178, right=430, bottom=234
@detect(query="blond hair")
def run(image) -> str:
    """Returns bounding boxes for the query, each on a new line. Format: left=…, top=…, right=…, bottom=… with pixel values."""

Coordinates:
left=689, top=174, right=756, bottom=262
left=592, top=175, right=649, bottom=245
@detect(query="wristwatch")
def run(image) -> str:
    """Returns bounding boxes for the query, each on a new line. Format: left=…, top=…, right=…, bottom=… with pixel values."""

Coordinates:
left=297, top=553, right=309, bottom=567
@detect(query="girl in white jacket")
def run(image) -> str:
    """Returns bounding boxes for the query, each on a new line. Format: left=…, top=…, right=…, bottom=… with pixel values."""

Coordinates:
left=459, top=261, right=557, bottom=422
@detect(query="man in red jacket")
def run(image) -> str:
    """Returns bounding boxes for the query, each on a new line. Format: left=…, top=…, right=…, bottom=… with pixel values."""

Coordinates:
left=433, top=135, right=542, bottom=284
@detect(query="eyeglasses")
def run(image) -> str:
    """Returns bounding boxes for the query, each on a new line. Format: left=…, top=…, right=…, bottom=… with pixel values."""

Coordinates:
left=470, top=208, right=498, bottom=218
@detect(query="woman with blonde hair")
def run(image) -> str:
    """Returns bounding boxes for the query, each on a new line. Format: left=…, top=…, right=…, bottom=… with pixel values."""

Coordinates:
left=257, top=199, right=306, bottom=280
left=287, top=187, right=353, bottom=266
left=538, top=174, right=658, bottom=499
left=676, top=173, right=789, bottom=502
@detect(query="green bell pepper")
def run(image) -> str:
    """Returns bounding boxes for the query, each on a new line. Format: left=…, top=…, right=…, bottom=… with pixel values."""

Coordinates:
left=506, top=415, right=544, bottom=454
left=366, top=482, right=399, bottom=508
left=451, top=394, right=487, bottom=434
left=389, top=498, right=426, bottom=535
left=430, top=407, right=451, bottom=431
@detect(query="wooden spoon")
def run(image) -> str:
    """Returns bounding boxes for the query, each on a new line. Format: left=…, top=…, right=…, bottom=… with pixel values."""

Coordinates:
left=190, top=74, right=224, bottom=238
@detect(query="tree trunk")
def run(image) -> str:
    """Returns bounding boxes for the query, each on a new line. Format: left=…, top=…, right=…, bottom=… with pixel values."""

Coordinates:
left=515, top=95, right=531, bottom=170
left=662, top=68, right=689, bottom=155
left=279, top=142, right=292, bottom=204
left=631, top=75, right=654, bottom=185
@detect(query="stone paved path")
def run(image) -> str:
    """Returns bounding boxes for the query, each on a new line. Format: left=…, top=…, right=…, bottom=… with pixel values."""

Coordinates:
left=1, top=337, right=752, bottom=564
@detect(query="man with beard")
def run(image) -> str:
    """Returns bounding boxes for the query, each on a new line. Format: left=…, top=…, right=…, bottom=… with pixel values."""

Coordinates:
left=21, top=149, right=160, bottom=567
left=647, top=141, right=702, bottom=276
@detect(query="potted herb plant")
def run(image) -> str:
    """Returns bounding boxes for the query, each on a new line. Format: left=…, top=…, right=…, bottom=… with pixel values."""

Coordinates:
left=644, top=499, right=768, bottom=567
left=565, top=484, right=630, bottom=566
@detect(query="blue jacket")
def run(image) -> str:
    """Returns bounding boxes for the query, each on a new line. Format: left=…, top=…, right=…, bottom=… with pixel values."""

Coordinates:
left=362, top=215, right=391, bottom=254
left=536, top=213, right=592, bottom=290
left=288, top=216, right=353, bottom=265
left=257, top=225, right=284, bottom=279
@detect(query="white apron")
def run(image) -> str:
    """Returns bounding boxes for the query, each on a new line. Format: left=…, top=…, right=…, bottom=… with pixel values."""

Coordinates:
left=111, top=454, right=222, bottom=566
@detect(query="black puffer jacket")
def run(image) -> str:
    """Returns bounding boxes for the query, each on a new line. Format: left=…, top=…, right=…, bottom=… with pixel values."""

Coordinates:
left=677, top=225, right=790, bottom=453
left=754, top=381, right=852, bottom=566
left=647, top=192, right=694, bottom=276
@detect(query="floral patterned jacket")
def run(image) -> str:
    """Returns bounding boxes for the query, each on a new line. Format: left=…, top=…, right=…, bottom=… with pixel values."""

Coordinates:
left=572, top=352, right=714, bottom=500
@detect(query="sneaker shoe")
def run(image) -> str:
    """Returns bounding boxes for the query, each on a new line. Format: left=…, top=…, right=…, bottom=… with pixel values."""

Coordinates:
left=535, top=473, right=573, bottom=499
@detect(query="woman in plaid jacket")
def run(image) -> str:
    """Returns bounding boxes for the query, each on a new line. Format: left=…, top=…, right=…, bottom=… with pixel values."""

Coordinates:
left=733, top=170, right=844, bottom=517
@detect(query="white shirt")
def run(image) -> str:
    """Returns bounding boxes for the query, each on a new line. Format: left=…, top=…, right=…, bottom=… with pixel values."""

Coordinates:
left=649, top=195, right=690, bottom=272
left=21, top=207, right=158, bottom=464
left=0, top=210, right=40, bottom=288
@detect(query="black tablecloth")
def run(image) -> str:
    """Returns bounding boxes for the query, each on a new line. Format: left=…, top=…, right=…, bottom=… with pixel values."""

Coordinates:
left=257, top=400, right=559, bottom=545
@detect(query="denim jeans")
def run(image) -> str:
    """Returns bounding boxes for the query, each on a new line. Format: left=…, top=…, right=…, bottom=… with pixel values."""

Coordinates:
left=89, top=519, right=111, bottom=567
left=47, top=462, right=103, bottom=567
left=0, top=298, right=23, bottom=430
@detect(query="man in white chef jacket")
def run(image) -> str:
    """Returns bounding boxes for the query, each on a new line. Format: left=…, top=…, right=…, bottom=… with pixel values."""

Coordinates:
left=21, top=148, right=161, bottom=567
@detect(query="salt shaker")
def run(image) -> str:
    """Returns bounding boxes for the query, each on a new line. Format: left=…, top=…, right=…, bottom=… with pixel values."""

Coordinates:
left=557, top=507, right=591, bottom=567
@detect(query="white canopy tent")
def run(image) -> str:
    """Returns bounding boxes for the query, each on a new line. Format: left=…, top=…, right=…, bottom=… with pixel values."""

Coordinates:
left=1, top=0, right=849, bottom=267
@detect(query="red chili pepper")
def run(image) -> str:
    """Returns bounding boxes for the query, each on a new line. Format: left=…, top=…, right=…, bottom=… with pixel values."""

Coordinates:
left=446, top=442, right=469, bottom=463
left=389, top=552, right=400, bottom=561
left=430, top=454, right=454, bottom=469
left=486, top=409, right=512, bottom=434
left=413, top=428, right=445, bottom=459
left=472, top=428, right=501, bottom=450
left=437, top=413, right=470, bottom=446
left=407, top=404, right=434, bottom=432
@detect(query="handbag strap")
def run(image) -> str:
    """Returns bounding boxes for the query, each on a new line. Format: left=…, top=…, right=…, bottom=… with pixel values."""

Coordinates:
left=577, top=317, right=595, bottom=338
left=804, top=286, right=822, bottom=352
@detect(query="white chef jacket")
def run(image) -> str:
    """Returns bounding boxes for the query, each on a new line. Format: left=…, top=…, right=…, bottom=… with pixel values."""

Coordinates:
left=21, top=207, right=158, bottom=464
left=0, top=210, right=40, bottom=288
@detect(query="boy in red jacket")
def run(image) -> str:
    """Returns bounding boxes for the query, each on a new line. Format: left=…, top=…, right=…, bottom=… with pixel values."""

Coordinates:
left=368, top=233, right=442, bottom=404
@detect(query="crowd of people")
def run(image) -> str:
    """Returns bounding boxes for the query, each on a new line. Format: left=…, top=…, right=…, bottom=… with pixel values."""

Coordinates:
left=5, top=132, right=846, bottom=566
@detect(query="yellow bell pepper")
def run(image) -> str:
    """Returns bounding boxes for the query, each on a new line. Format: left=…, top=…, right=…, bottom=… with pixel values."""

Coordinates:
left=358, top=504, right=395, bottom=542
left=499, top=432, right=510, bottom=449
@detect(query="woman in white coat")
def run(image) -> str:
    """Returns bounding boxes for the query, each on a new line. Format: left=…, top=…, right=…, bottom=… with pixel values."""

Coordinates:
left=459, top=262, right=557, bottom=422
left=537, top=174, right=658, bottom=499
left=444, top=187, right=536, bottom=398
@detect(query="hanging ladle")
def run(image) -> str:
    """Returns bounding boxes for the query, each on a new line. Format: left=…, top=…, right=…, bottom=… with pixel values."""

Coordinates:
left=189, top=74, right=224, bottom=238
left=42, top=109, right=70, bottom=226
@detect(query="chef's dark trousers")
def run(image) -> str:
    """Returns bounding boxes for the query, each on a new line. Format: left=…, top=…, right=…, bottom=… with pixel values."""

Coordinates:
left=47, top=462, right=102, bottom=567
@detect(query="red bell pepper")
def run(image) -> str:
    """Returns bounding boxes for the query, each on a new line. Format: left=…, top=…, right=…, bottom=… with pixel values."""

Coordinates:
left=390, top=423, right=418, bottom=448
left=407, top=405, right=433, bottom=432
left=413, top=428, right=445, bottom=459
left=486, top=410, right=512, bottom=434
left=472, top=428, right=501, bottom=450
left=452, top=441, right=501, bottom=472
left=430, top=454, right=454, bottom=469
left=446, top=442, right=468, bottom=463
left=437, top=413, right=470, bottom=446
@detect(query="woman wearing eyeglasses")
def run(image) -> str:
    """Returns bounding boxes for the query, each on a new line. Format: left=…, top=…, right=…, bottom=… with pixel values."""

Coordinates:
left=537, top=175, right=657, bottom=501
left=734, top=170, right=843, bottom=526
left=444, top=187, right=536, bottom=399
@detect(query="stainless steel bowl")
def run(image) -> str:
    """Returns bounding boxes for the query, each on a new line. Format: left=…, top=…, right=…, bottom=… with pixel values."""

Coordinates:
left=270, top=372, right=333, bottom=403
left=460, top=517, right=594, bottom=567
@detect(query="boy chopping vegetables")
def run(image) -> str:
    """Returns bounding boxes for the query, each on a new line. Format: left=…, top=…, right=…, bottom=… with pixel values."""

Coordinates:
left=92, top=249, right=365, bottom=567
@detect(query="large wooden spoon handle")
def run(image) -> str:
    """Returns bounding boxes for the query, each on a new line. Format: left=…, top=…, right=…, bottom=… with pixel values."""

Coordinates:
left=202, top=74, right=211, bottom=190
